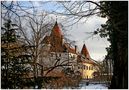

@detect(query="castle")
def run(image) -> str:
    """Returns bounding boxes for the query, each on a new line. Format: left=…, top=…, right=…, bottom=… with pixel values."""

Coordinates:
left=41, top=21, right=98, bottom=79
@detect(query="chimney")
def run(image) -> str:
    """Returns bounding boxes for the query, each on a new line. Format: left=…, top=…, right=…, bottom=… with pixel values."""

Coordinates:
left=75, top=45, right=77, bottom=53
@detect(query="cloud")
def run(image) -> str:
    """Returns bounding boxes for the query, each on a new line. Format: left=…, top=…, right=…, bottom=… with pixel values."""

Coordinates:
left=62, top=15, right=109, bottom=61
left=15, top=1, right=109, bottom=61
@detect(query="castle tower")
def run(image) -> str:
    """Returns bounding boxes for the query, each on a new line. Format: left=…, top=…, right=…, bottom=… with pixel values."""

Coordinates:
left=50, top=21, right=63, bottom=52
left=81, top=44, right=90, bottom=59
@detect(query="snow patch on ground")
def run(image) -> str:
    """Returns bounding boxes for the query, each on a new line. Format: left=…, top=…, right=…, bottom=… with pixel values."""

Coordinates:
left=79, top=83, right=108, bottom=89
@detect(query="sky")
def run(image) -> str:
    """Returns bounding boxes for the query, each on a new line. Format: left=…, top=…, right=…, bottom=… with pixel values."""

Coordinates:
left=37, top=1, right=110, bottom=61
left=62, top=16, right=110, bottom=61
left=17, top=1, right=110, bottom=61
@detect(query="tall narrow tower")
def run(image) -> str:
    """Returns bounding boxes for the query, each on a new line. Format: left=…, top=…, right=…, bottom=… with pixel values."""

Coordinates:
left=81, top=44, right=90, bottom=59
left=50, top=21, right=63, bottom=52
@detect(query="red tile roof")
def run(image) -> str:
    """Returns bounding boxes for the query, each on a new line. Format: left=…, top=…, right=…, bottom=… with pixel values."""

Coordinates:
left=82, top=59, right=96, bottom=65
left=68, top=47, right=76, bottom=54
left=51, top=21, right=62, bottom=37
left=77, top=55, right=97, bottom=65
left=42, top=35, right=50, bottom=44
left=42, top=22, right=77, bottom=54
left=81, top=44, right=90, bottom=58
left=63, top=43, right=76, bottom=54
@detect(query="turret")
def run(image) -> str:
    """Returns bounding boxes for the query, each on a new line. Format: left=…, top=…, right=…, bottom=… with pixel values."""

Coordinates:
left=81, top=44, right=90, bottom=59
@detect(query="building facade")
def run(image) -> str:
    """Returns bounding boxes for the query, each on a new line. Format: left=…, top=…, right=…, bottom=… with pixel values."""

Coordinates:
left=77, top=44, right=98, bottom=79
left=41, top=21, right=99, bottom=79
left=41, top=22, right=78, bottom=76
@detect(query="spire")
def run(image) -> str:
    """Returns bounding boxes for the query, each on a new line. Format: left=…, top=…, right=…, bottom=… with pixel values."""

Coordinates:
left=56, top=16, right=57, bottom=22
left=81, top=44, right=90, bottom=59
left=50, top=21, right=63, bottom=52
left=51, top=21, right=62, bottom=37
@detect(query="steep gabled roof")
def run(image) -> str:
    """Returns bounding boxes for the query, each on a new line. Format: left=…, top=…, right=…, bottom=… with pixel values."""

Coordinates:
left=51, top=21, right=62, bottom=37
left=81, top=44, right=90, bottom=59
left=82, top=59, right=98, bottom=65
left=63, top=43, right=77, bottom=54
left=68, top=47, right=76, bottom=54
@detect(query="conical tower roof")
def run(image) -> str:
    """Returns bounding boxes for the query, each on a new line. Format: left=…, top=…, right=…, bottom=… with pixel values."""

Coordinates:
left=51, top=21, right=62, bottom=37
left=50, top=21, right=63, bottom=52
left=81, top=44, right=90, bottom=59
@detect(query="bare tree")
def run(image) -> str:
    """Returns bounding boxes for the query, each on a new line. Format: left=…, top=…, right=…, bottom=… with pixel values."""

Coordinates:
left=50, top=1, right=101, bottom=26
left=1, top=1, right=83, bottom=88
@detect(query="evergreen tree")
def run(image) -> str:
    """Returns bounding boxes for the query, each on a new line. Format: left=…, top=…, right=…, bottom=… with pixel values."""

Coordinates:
left=1, top=19, right=33, bottom=88
left=96, top=1, right=128, bottom=88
